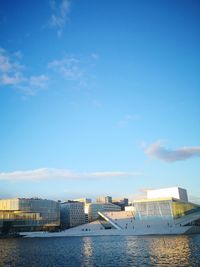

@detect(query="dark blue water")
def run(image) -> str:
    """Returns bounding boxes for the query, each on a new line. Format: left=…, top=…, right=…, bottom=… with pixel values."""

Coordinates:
left=0, top=235, right=200, bottom=267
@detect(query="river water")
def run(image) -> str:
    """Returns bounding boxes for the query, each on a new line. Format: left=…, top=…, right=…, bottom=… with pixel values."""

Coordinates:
left=0, top=235, right=200, bottom=267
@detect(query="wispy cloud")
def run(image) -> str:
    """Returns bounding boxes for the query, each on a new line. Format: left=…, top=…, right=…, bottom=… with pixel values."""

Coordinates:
left=49, top=0, right=71, bottom=37
left=117, top=114, right=140, bottom=128
left=19, top=75, right=49, bottom=96
left=0, top=47, right=24, bottom=85
left=0, top=168, right=142, bottom=182
left=91, top=53, right=99, bottom=60
left=0, top=47, right=49, bottom=95
left=48, top=55, right=88, bottom=87
left=144, top=140, right=200, bottom=162
left=48, top=56, right=82, bottom=80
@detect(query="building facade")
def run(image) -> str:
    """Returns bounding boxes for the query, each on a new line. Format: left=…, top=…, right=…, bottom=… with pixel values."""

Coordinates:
left=86, top=202, right=121, bottom=221
left=112, top=198, right=129, bottom=211
left=96, top=196, right=112, bottom=204
left=60, top=201, right=85, bottom=228
left=146, top=187, right=188, bottom=202
left=73, top=198, right=92, bottom=223
left=73, top=198, right=92, bottom=205
left=0, top=198, right=60, bottom=233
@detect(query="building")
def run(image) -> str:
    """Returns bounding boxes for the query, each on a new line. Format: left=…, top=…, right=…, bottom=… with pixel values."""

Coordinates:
left=0, top=198, right=60, bottom=233
left=96, top=196, right=112, bottom=204
left=112, top=198, right=129, bottom=211
left=60, top=201, right=85, bottom=228
left=86, top=202, right=121, bottom=221
left=147, top=187, right=188, bottom=202
left=125, top=206, right=135, bottom=212
left=21, top=187, right=200, bottom=237
left=73, top=198, right=92, bottom=223
left=73, top=198, right=92, bottom=205
left=77, top=186, right=200, bottom=235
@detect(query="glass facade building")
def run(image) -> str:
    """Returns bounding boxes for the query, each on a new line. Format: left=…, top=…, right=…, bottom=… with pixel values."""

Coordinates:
left=134, top=198, right=200, bottom=221
left=0, top=198, right=60, bottom=232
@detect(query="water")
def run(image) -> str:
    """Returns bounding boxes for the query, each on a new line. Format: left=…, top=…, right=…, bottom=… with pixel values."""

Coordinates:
left=0, top=235, right=200, bottom=267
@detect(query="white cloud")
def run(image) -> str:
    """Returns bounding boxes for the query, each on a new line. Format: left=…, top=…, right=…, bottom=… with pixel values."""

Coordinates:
left=0, top=73, right=23, bottom=85
left=48, top=55, right=89, bottom=87
left=91, top=53, right=99, bottom=60
left=0, top=47, right=49, bottom=95
left=13, top=50, right=23, bottom=59
left=0, top=168, right=142, bottom=182
left=17, top=75, right=49, bottom=96
left=48, top=56, right=82, bottom=80
left=0, top=48, right=24, bottom=81
left=49, top=0, right=71, bottom=37
left=145, top=140, right=200, bottom=162
left=29, top=75, right=49, bottom=87
left=88, top=171, right=142, bottom=178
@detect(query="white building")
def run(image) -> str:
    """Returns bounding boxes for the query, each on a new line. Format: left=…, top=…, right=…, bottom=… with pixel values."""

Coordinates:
left=86, top=202, right=121, bottom=222
left=21, top=187, right=200, bottom=237
left=147, top=187, right=188, bottom=202
left=60, top=201, right=85, bottom=228
left=125, top=206, right=135, bottom=212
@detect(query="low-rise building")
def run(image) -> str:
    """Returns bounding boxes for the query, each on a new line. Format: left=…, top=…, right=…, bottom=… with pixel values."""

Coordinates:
left=124, top=206, right=135, bottom=212
left=73, top=198, right=92, bottom=205
left=86, top=202, right=121, bottom=221
left=60, top=201, right=85, bottom=228
left=96, top=196, right=112, bottom=204
left=0, top=198, right=60, bottom=233
left=112, top=198, right=129, bottom=211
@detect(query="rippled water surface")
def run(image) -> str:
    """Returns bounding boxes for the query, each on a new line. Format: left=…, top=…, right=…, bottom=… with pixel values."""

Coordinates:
left=0, top=235, right=200, bottom=267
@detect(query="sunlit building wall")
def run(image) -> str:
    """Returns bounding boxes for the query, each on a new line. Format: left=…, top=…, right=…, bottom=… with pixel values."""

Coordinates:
left=87, top=203, right=121, bottom=221
left=73, top=198, right=92, bottom=205
left=73, top=198, right=92, bottom=223
left=134, top=198, right=199, bottom=221
left=96, top=196, right=112, bottom=204
left=147, top=187, right=188, bottom=202
left=60, top=201, right=85, bottom=228
left=0, top=198, right=60, bottom=232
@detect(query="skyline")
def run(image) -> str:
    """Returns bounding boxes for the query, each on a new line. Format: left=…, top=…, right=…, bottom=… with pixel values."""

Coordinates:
left=0, top=0, right=200, bottom=202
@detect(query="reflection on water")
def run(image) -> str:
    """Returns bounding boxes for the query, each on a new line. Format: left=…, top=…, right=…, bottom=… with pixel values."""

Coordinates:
left=0, top=235, right=200, bottom=267
left=82, top=237, right=94, bottom=266
left=149, top=236, right=192, bottom=266
left=82, top=237, right=93, bottom=257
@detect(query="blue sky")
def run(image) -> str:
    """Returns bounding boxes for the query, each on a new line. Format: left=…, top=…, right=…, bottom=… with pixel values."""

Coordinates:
left=0, top=0, right=200, bottom=202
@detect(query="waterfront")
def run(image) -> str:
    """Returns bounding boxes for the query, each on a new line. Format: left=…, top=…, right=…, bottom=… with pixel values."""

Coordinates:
left=0, top=235, right=200, bottom=267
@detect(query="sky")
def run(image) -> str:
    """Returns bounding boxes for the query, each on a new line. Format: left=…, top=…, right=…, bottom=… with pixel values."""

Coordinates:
left=0, top=0, right=200, bottom=202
